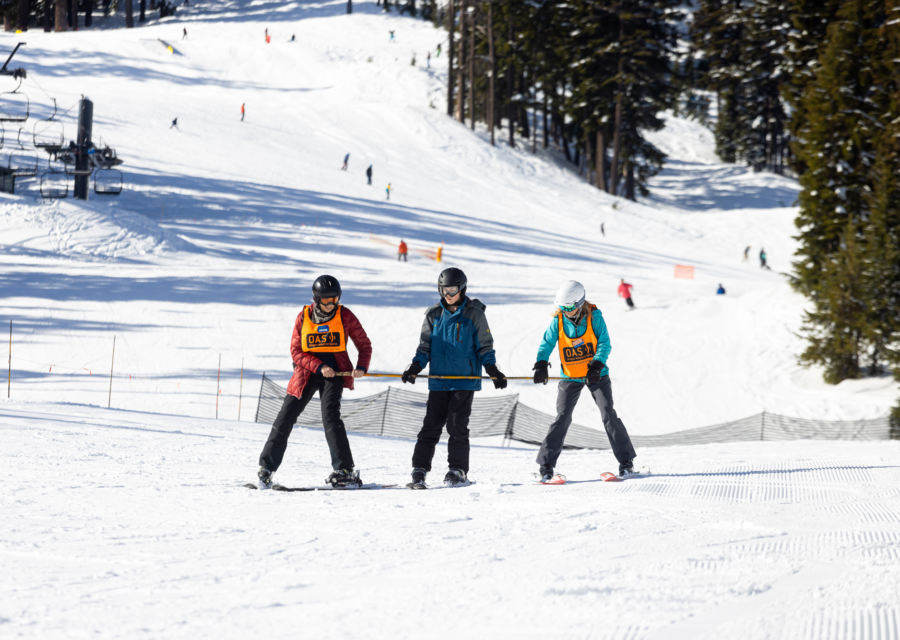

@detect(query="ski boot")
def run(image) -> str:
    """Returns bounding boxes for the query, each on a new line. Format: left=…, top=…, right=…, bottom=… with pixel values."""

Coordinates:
left=538, top=465, right=555, bottom=484
left=618, top=459, right=636, bottom=477
left=326, top=469, right=362, bottom=488
left=443, top=468, right=468, bottom=487
left=407, top=468, right=427, bottom=490
left=258, top=467, right=274, bottom=490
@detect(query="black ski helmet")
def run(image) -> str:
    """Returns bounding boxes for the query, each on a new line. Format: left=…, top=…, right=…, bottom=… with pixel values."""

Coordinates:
left=312, top=275, right=342, bottom=303
left=437, top=267, right=467, bottom=297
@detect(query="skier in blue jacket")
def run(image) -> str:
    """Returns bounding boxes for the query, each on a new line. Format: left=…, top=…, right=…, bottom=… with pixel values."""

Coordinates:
left=402, top=267, right=507, bottom=487
left=532, top=280, right=636, bottom=483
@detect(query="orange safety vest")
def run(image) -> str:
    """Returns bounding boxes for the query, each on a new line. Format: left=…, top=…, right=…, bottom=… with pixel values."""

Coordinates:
left=557, top=307, right=598, bottom=378
left=300, top=305, right=346, bottom=353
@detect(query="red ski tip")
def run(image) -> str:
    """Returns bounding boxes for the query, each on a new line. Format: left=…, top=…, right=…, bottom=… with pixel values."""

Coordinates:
left=535, top=474, right=567, bottom=485
left=600, top=472, right=623, bottom=482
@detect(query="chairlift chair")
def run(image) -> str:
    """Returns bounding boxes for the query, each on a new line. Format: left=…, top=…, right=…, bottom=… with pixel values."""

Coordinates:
left=93, top=168, right=123, bottom=196
left=0, top=78, right=29, bottom=123
left=7, top=127, right=37, bottom=177
left=62, top=145, right=93, bottom=176
left=39, top=168, right=68, bottom=199
left=33, top=98, right=64, bottom=150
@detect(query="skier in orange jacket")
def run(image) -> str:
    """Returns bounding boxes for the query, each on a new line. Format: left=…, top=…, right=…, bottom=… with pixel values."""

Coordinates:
left=398, top=240, right=408, bottom=262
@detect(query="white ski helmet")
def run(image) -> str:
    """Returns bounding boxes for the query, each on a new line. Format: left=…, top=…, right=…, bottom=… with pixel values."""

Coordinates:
left=554, top=280, right=585, bottom=310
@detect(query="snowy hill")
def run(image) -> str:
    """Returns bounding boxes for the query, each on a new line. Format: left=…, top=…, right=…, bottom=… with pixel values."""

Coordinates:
left=0, top=0, right=896, bottom=434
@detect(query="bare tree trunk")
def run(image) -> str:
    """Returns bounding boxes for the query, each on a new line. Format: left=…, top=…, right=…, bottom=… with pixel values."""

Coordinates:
left=519, top=71, right=529, bottom=140
left=531, top=73, right=537, bottom=153
left=55, top=0, right=67, bottom=31
left=16, top=0, right=29, bottom=30
left=585, top=128, right=592, bottom=184
left=44, top=0, right=53, bottom=31
left=488, top=0, right=495, bottom=146
left=125, top=0, right=134, bottom=27
left=85, top=0, right=93, bottom=26
left=456, top=0, right=468, bottom=122
left=609, top=6, right=624, bottom=195
left=67, top=0, right=74, bottom=28
left=542, top=93, right=548, bottom=149
left=625, top=161, right=635, bottom=200
left=507, top=20, right=514, bottom=149
left=596, top=131, right=607, bottom=192
left=140, top=0, right=146, bottom=22
left=468, top=5, right=475, bottom=130
left=447, top=0, right=455, bottom=117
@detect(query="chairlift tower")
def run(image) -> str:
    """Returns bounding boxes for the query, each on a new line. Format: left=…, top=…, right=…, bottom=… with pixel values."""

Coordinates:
left=73, top=98, right=93, bottom=200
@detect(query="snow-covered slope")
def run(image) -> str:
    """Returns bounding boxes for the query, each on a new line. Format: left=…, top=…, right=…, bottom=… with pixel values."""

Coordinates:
left=0, top=0, right=895, bottom=435
left=2, top=402, right=899, bottom=639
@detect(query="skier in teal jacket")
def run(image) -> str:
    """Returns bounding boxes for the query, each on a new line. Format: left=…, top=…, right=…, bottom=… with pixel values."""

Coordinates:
left=532, top=280, right=636, bottom=483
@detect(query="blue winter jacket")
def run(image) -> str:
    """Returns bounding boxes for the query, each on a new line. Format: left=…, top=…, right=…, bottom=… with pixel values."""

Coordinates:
left=536, top=307, right=611, bottom=379
left=412, top=297, right=497, bottom=391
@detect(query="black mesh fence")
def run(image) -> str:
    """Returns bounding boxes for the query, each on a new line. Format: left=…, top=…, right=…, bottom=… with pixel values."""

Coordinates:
left=255, top=374, right=896, bottom=447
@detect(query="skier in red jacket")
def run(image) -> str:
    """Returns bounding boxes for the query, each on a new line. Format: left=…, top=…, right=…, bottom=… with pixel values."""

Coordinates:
left=617, top=279, right=635, bottom=309
left=257, top=275, right=372, bottom=489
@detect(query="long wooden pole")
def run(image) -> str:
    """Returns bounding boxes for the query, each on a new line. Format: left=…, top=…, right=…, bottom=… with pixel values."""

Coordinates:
left=238, top=357, right=244, bottom=421
left=108, top=335, right=116, bottom=408
left=215, top=353, right=221, bottom=419
left=334, top=372, right=585, bottom=381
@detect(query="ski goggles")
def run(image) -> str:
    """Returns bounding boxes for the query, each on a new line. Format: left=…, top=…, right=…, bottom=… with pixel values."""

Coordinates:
left=439, top=286, right=461, bottom=297
left=558, top=303, right=580, bottom=313
left=317, top=297, right=339, bottom=306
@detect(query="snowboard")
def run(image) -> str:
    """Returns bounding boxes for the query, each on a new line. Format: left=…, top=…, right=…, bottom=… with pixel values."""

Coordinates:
left=600, top=472, right=622, bottom=483
left=405, top=479, right=476, bottom=490
left=244, top=482, right=398, bottom=492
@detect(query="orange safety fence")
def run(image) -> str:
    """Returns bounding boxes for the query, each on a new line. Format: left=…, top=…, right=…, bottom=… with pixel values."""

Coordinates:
left=370, top=234, right=444, bottom=262
left=674, top=265, right=695, bottom=280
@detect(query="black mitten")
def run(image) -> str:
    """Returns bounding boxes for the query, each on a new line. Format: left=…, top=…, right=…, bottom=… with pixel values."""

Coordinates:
left=402, top=362, right=423, bottom=384
left=484, top=364, right=507, bottom=390
left=533, top=361, right=550, bottom=385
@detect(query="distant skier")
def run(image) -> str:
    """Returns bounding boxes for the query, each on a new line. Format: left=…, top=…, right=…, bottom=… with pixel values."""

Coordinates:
left=617, top=279, right=634, bottom=309
left=398, top=239, right=408, bottom=261
left=290, top=34, right=296, bottom=42
left=743, top=245, right=750, bottom=262
left=759, top=248, right=770, bottom=270
left=426, top=51, right=431, bottom=68
left=342, top=153, right=349, bottom=171
left=256, top=275, right=372, bottom=490
left=532, top=281, right=636, bottom=483
left=717, top=284, right=726, bottom=295
left=366, top=165, right=373, bottom=185
left=182, top=27, right=187, bottom=40
left=600, top=222, right=605, bottom=237
left=386, top=183, right=392, bottom=200
left=401, top=268, right=507, bottom=488
left=170, top=117, right=179, bottom=130
left=389, top=30, right=395, bottom=42
left=241, top=103, right=245, bottom=122
left=436, top=43, right=442, bottom=57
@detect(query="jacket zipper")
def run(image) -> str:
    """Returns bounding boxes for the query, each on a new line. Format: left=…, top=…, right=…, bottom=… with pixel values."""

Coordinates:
left=456, top=323, right=461, bottom=342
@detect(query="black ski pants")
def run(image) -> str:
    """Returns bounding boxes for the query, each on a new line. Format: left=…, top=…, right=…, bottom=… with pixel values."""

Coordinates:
left=259, top=374, right=354, bottom=472
left=412, top=390, right=474, bottom=473
left=536, top=376, right=636, bottom=469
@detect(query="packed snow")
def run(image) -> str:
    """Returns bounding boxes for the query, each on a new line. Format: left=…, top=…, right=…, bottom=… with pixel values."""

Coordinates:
left=1, top=1, right=899, bottom=637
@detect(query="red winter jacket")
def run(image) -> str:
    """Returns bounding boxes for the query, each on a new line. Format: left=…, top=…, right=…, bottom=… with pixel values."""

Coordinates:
left=286, top=306, right=373, bottom=398
left=617, top=282, right=633, bottom=298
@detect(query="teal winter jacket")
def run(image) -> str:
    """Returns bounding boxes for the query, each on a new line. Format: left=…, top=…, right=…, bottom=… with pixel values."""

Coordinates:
left=536, top=307, right=610, bottom=379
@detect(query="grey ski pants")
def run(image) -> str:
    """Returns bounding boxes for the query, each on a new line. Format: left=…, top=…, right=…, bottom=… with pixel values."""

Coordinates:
left=536, top=376, right=636, bottom=468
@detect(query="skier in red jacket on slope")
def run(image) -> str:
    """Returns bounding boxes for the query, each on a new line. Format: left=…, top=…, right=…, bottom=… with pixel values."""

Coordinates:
left=257, top=275, right=372, bottom=489
left=617, top=279, right=635, bottom=309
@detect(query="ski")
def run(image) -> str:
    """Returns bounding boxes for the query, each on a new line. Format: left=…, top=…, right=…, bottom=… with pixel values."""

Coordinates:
left=406, top=482, right=427, bottom=490
left=534, top=473, right=567, bottom=485
left=600, top=472, right=622, bottom=482
left=244, top=483, right=398, bottom=492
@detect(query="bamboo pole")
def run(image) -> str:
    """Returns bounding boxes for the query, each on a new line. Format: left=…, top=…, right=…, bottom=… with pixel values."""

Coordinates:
left=216, top=353, right=221, bottom=419
left=108, top=335, right=116, bottom=408
left=334, top=372, right=584, bottom=381
left=238, top=357, right=244, bottom=421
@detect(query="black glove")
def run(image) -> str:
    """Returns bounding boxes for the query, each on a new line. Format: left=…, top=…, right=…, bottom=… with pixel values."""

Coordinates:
left=402, top=362, right=423, bottom=384
left=533, top=360, right=550, bottom=385
left=586, top=360, right=605, bottom=384
left=484, top=364, right=507, bottom=390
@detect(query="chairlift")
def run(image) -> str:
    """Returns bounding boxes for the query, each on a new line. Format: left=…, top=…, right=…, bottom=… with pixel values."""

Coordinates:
left=7, top=128, right=37, bottom=177
left=0, top=77, right=29, bottom=123
left=62, top=144, right=92, bottom=176
left=39, top=168, right=68, bottom=199
left=33, top=98, right=64, bottom=150
left=93, top=168, right=123, bottom=196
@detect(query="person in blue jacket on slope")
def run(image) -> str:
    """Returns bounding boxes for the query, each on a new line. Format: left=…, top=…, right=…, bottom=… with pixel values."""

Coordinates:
left=401, top=268, right=507, bottom=487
